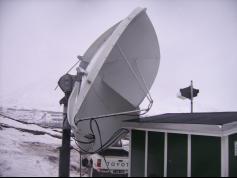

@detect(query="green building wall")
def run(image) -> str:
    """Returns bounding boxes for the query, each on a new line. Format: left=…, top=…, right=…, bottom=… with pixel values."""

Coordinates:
left=130, top=129, right=235, bottom=177
left=131, top=130, right=146, bottom=177
left=167, top=133, right=188, bottom=177
left=191, top=135, right=221, bottom=177
left=229, top=134, right=237, bottom=177
left=147, top=132, right=164, bottom=177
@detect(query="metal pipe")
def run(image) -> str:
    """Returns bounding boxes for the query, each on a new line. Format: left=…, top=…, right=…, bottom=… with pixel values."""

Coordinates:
left=191, top=81, right=194, bottom=113
left=59, top=94, right=71, bottom=177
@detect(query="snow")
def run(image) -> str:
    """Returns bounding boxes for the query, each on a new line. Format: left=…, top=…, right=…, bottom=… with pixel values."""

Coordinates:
left=0, top=107, right=63, bottom=128
left=0, top=116, right=87, bottom=177
left=0, top=117, right=61, bottom=139
left=0, top=128, right=60, bottom=177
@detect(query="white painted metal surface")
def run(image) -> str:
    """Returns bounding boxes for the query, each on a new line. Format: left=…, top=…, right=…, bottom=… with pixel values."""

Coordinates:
left=145, top=131, right=148, bottom=177
left=123, top=121, right=237, bottom=137
left=221, top=136, right=229, bottom=177
left=67, top=7, right=160, bottom=153
left=187, top=135, right=192, bottom=177
left=164, top=133, right=168, bottom=177
left=128, top=130, right=132, bottom=177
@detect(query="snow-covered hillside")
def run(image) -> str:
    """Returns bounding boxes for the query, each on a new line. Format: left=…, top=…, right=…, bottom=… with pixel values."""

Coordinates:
left=0, top=107, right=63, bottom=128
left=0, top=116, right=87, bottom=177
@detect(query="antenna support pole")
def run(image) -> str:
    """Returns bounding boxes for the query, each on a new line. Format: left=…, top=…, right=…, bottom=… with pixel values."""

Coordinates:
left=58, top=67, right=85, bottom=177
left=58, top=74, right=75, bottom=177
left=59, top=92, right=71, bottom=177
left=179, top=80, right=199, bottom=114
left=191, top=80, right=194, bottom=113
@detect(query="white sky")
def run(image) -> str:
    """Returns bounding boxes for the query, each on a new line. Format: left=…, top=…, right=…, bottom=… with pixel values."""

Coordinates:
left=0, top=0, right=237, bottom=114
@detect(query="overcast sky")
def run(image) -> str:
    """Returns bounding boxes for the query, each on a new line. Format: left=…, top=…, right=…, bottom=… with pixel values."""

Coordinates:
left=0, top=0, right=237, bottom=115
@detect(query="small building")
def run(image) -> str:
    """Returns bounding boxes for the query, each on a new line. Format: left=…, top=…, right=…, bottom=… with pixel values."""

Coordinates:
left=123, top=112, right=237, bottom=177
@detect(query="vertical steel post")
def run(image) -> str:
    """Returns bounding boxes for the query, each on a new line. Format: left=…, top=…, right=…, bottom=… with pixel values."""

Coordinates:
left=59, top=93, right=71, bottom=177
left=191, top=81, right=194, bottom=113
left=221, top=136, right=229, bottom=177
left=187, top=134, right=192, bottom=177
left=164, top=132, right=168, bottom=177
left=128, top=130, right=132, bottom=177
left=58, top=70, right=84, bottom=177
left=80, top=153, right=82, bottom=177
left=145, top=131, right=148, bottom=177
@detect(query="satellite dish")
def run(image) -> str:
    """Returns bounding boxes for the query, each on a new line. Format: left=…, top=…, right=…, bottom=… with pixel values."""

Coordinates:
left=67, top=7, right=160, bottom=153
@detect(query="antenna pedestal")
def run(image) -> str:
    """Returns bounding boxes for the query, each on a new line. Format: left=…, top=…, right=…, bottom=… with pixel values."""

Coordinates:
left=58, top=71, right=84, bottom=177
left=59, top=93, right=71, bottom=177
left=58, top=74, right=74, bottom=177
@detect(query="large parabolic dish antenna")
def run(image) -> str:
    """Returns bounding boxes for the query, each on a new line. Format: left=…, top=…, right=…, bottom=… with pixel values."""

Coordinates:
left=67, top=7, right=160, bottom=153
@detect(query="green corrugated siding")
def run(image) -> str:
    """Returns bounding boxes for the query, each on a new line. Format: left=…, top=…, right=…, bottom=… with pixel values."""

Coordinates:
left=147, top=132, right=164, bottom=177
left=131, top=130, right=146, bottom=177
left=167, top=133, right=188, bottom=177
left=229, top=134, right=237, bottom=177
left=191, top=136, right=221, bottom=177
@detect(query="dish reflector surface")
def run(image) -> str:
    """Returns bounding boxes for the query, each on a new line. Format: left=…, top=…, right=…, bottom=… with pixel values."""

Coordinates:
left=68, top=7, right=160, bottom=153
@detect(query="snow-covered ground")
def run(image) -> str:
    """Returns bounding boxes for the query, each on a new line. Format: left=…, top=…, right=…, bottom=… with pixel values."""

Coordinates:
left=0, top=107, right=63, bottom=128
left=0, top=116, right=87, bottom=177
